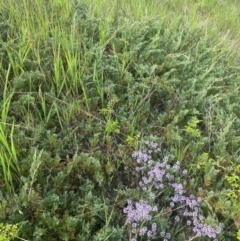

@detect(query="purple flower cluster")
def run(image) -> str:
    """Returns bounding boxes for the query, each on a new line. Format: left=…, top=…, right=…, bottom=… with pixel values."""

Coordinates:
left=124, top=141, right=223, bottom=240
left=123, top=199, right=158, bottom=223
left=171, top=191, right=222, bottom=239
left=123, top=199, right=158, bottom=239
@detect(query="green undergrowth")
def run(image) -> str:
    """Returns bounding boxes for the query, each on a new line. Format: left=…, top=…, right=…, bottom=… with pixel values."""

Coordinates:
left=0, top=223, right=19, bottom=241
left=0, top=0, right=240, bottom=240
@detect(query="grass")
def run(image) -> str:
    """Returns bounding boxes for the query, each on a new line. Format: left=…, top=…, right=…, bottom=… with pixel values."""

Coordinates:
left=84, top=0, right=240, bottom=48
left=0, top=71, right=20, bottom=193
left=0, top=0, right=240, bottom=240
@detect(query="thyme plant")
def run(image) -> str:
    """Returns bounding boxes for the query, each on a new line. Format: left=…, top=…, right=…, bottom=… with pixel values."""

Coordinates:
left=124, top=141, right=223, bottom=241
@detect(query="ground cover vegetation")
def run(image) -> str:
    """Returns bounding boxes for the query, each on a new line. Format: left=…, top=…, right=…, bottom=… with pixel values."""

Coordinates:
left=0, top=0, right=240, bottom=240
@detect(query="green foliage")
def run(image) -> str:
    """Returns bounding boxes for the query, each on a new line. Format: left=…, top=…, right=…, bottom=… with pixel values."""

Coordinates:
left=174, top=143, right=189, bottom=162
left=196, top=152, right=213, bottom=170
left=0, top=79, right=20, bottom=193
left=237, top=230, right=240, bottom=241
left=222, top=162, right=240, bottom=229
left=126, top=134, right=140, bottom=148
left=0, top=223, right=19, bottom=241
left=1, top=148, right=118, bottom=240
left=185, top=116, right=201, bottom=138
left=100, top=97, right=120, bottom=137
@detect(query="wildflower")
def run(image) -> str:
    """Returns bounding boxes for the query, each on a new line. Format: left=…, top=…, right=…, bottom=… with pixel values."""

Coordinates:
left=166, top=233, right=171, bottom=239
left=124, top=141, right=222, bottom=240
left=139, top=227, right=147, bottom=236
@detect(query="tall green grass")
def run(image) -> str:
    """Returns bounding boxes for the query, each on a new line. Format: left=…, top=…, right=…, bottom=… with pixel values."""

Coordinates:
left=0, top=67, right=20, bottom=193
left=83, top=0, right=240, bottom=57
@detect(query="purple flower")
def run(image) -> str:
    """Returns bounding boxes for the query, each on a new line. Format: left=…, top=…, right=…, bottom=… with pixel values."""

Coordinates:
left=152, top=222, right=157, bottom=231
left=166, top=173, right=174, bottom=181
left=173, top=161, right=180, bottom=171
left=147, top=230, right=153, bottom=237
left=132, top=223, right=137, bottom=228
left=139, top=226, right=147, bottom=236
left=124, top=200, right=155, bottom=224
left=166, top=233, right=171, bottom=239
left=124, top=141, right=222, bottom=240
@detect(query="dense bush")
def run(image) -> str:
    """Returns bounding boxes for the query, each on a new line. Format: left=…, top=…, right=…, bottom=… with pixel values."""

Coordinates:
left=0, top=0, right=240, bottom=240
